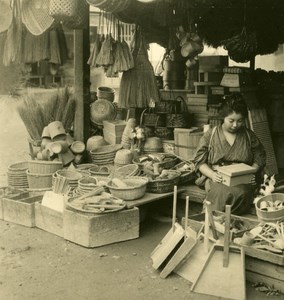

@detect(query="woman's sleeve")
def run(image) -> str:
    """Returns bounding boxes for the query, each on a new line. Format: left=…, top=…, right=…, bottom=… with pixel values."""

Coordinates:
left=248, top=130, right=266, bottom=169
left=192, top=129, right=212, bottom=172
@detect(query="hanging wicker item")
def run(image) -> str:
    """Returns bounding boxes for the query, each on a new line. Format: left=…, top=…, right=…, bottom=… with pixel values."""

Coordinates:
left=22, top=0, right=55, bottom=36
left=87, top=0, right=131, bottom=13
left=118, top=27, right=160, bottom=108
left=49, top=0, right=89, bottom=29
left=222, top=27, right=258, bottom=63
left=0, top=0, right=13, bottom=33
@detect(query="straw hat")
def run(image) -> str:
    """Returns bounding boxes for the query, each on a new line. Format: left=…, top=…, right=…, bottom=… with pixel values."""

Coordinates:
left=22, top=0, right=55, bottom=36
left=0, top=0, right=12, bottom=33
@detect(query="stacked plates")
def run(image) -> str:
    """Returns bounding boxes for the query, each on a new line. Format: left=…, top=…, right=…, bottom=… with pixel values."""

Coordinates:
left=89, top=144, right=122, bottom=165
left=7, top=162, right=29, bottom=190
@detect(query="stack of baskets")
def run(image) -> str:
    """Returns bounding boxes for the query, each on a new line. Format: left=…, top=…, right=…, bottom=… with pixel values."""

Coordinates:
left=26, top=160, right=63, bottom=192
left=114, top=149, right=133, bottom=168
left=7, top=162, right=29, bottom=190
left=73, top=177, right=99, bottom=197
left=53, top=169, right=83, bottom=194
left=89, top=144, right=122, bottom=165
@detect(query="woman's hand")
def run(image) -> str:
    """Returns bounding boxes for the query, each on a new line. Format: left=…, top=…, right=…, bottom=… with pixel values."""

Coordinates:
left=211, top=171, right=223, bottom=183
left=250, top=174, right=257, bottom=186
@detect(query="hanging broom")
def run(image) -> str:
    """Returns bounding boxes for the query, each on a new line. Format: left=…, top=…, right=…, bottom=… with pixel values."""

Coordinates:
left=118, top=27, right=160, bottom=108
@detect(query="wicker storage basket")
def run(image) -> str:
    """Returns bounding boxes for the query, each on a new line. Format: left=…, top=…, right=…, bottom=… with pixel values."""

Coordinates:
left=155, top=127, right=174, bottom=140
left=49, top=0, right=88, bottom=29
left=8, top=161, right=29, bottom=173
left=171, top=161, right=195, bottom=184
left=111, top=164, right=140, bottom=178
left=26, top=170, right=53, bottom=189
left=133, top=153, right=179, bottom=171
left=255, top=193, right=284, bottom=222
left=28, top=160, right=63, bottom=174
left=106, top=177, right=148, bottom=200
left=97, top=86, right=115, bottom=102
left=147, top=171, right=181, bottom=193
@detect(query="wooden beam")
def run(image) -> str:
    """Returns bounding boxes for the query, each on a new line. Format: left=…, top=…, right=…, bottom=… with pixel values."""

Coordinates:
left=73, top=14, right=91, bottom=143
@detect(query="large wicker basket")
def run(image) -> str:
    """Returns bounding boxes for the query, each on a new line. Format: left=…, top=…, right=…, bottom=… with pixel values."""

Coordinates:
left=147, top=171, right=181, bottom=193
left=106, top=177, right=148, bottom=200
left=28, top=160, right=63, bottom=174
left=26, top=170, right=53, bottom=189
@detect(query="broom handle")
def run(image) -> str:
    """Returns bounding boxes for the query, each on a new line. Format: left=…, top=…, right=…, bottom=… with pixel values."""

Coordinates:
left=172, top=185, right=177, bottom=232
left=184, top=196, right=189, bottom=240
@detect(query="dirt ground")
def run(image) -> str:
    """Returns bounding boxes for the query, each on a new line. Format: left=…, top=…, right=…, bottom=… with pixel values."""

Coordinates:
left=0, top=94, right=282, bottom=300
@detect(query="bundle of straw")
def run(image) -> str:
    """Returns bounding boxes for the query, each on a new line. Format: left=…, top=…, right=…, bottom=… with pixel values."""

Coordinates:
left=88, top=34, right=103, bottom=67
left=118, top=28, right=160, bottom=108
left=96, top=34, right=114, bottom=67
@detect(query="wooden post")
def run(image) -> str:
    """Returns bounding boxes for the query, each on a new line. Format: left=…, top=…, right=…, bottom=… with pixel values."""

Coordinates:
left=73, top=13, right=90, bottom=143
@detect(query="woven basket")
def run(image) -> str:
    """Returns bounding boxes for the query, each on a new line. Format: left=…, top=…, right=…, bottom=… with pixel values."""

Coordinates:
left=8, top=161, right=29, bottom=173
left=97, top=86, right=115, bottom=102
left=90, top=100, right=117, bottom=126
left=133, top=153, right=179, bottom=170
left=255, top=193, right=284, bottom=222
left=49, top=0, right=89, bottom=29
left=147, top=171, right=181, bottom=193
left=22, top=0, right=55, bottom=36
left=56, top=169, right=83, bottom=181
left=28, top=160, right=63, bottom=174
left=155, top=127, right=174, bottom=140
left=106, top=177, right=148, bottom=200
left=112, top=164, right=140, bottom=178
left=26, top=170, right=53, bottom=189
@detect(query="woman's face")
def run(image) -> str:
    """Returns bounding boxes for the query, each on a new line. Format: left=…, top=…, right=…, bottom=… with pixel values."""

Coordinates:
left=223, top=111, right=245, bottom=133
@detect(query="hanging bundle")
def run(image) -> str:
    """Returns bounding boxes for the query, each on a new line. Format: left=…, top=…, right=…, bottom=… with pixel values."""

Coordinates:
left=3, top=0, right=23, bottom=66
left=118, top=27, right=160, bottom=108
left=96, top=33, right=115, bottom=67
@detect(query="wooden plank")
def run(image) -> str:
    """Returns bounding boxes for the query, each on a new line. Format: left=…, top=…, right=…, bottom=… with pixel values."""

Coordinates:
left=223, top=205, right=231, bottom=267
left=246, top=271, right=284, bottom=293
left=151, top=223, right=185, bottom=270
left=191, top=245, right=246, bottom=300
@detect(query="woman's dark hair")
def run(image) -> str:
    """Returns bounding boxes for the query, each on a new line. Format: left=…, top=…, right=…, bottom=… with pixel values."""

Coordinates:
left=219, top=93, right=248, bottom=119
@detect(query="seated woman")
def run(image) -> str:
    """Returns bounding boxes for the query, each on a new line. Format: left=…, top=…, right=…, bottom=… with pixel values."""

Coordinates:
left=193, top=93, right=266, bottom=215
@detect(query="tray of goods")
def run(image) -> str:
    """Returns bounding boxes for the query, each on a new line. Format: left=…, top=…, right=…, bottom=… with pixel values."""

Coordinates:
left=67, top=186, right=126, bottom=214
left=133, top=153, right=179, bottom=174
left=171, top=161, right=195, bottom=184
left=106, top=177, right=148, bottom=201
left=147, top=170, right=181, bottom=194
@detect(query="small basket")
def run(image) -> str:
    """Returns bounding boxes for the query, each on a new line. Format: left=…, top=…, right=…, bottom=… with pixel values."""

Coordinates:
left=28, top=160, right=63, bottom=174
left=111, top=164, right=140, bottom=178
left=8, top=161, right=29, bottom=173
left=171, top=161, right=195, bottom=184
left=56, top=170, right=83, bottom=181
left=97, top=86, right=115, bottom=102
left=255, top=193, right=284, bottom=222
left=133, top=153, right=179, bottom=171
left=147, top=171, right=181, bottom=193
left=106, top=177, right=148, bottom=200
left=26, top=170, right=53, bottom=189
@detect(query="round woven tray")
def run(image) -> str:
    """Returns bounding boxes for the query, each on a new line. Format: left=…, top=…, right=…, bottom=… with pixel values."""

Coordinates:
left=147, top=171, right=181, bottom=194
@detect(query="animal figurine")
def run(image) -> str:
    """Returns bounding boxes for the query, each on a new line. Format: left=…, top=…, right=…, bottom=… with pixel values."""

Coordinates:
left=253, top=174, right=276, bottom=204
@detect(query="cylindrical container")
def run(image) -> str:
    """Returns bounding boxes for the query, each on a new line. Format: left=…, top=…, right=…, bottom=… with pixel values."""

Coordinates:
left=42, top=126, right=51, bottom=138
left=47, top=121, right=66, bottom=140
left=50, top=141, right=69, bottom=154
left=97, top=86, right=115, bottom=102
left=163, top=59, right=186, bottom=90
left=70, top=141, right=85, bottom=154
left=240, top=231, right=255, bottom=246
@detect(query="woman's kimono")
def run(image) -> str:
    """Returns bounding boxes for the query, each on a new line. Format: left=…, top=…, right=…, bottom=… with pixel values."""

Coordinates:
left=193, top=125, right=266, bottom=215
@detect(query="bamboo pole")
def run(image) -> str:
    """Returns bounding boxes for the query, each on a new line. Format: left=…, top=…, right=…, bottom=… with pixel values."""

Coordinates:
left=73, top=11, right=91, bottom=143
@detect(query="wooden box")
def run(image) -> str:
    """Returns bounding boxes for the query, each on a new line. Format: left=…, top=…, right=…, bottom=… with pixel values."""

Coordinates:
left=217, top=163, right=257, bottom=186
left=3, top=193, right=43, bottom=227
left=0, top=187, right=26, bottom=220
left=198, top=71, right=223, bottom=83
left=63, top=207, right=139, bottom=248
left=103, top=120, right=126, bottom=145
left=174, top=128, right=203, bottom=160
left=35, top=201, right=63, bottom=237
left=198, top=56, right=228, bottom=72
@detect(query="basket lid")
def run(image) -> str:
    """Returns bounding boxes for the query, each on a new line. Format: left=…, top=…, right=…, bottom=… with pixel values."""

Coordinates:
left=90, top=99, right=117, bottom=126
left=22, top=0, right=55, bottom=36
left=0, top=0, right=12, bottom=33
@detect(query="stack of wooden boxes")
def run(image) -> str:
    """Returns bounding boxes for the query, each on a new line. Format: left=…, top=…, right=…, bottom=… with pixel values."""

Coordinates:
left=186, top=56, right=228, bottom=127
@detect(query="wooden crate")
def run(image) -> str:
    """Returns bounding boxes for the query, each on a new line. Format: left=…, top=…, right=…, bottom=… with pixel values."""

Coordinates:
left=194, top=82, right=219, bottom=95
left=246, top=256, right=284, bottom=293
left=174, top=128, right=203, bottom=160
left=35, top=201, right=63, bottom=237
left=198, top=56, right=228, bottom=69
left=0, top=187, right=26, bottom=220
left=3, top=194, right=43, bottom=227
left=63, top=207, right=139, bottom=248
left=198, top=71, right=223, bottom=83
left=210, top=86, right=229, bottom=95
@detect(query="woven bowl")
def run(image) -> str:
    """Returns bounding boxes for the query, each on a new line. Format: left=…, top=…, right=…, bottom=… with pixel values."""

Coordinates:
left=255, top=193, right=284, bottom=222
left=106, top=177, right=148, bottom=200
left=56, top=169, right=83, bottom=181
left=147, top=170, right=181, bottom=194
left=97, top=86, right=115, bottom=102
left=70, top=141, right=86, bottom=154
left=8, top=161, right=29, bottom=173
left=28, top=160, right=63, bottom=174
left=112, top=164, right=140, bottom=178
left=114, top=149, right=133, bottom=165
